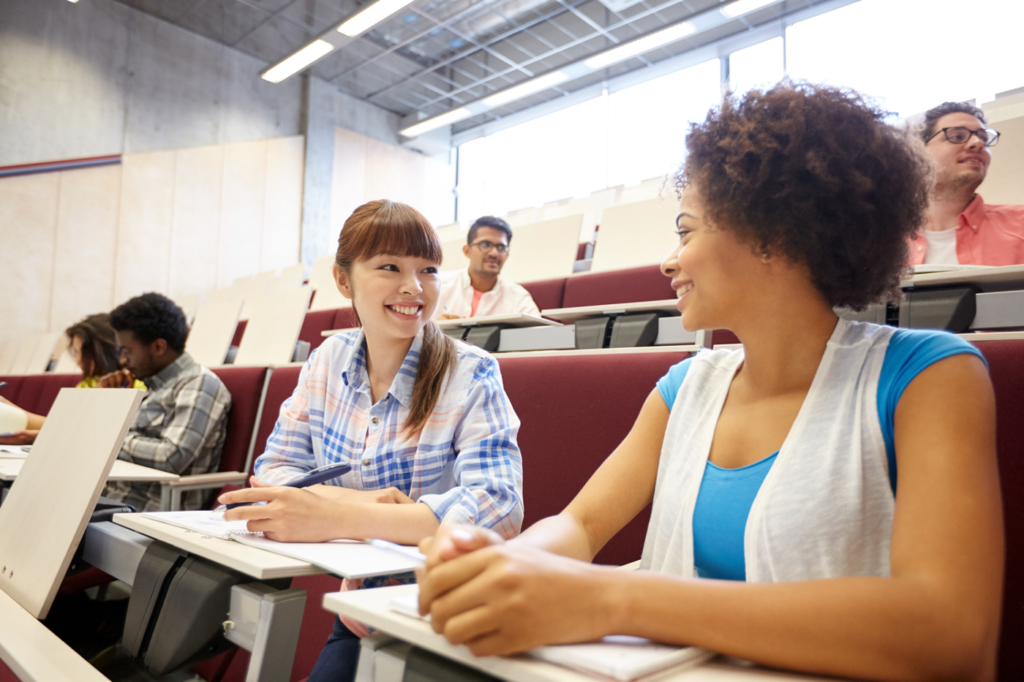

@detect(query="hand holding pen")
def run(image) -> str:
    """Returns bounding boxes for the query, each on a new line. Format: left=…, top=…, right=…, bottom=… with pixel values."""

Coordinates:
left=220, top=461, right=352, bottom=510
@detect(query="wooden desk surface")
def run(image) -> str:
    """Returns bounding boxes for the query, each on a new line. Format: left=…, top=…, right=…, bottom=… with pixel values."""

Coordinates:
left=0, top=459, right=179, bottom=482
left=904, top=264, right=1024, bottom=292
left=324, top=585, right=834, bottom=682
left=438, top=313, right=562, bottom=329
left=113, top=514, right=323, bottom=580
left=0, top=589, right=108, bottom=682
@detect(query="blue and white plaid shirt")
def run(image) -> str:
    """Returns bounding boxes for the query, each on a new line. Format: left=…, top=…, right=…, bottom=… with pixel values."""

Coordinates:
left=254, top=330, right=524, bottom=540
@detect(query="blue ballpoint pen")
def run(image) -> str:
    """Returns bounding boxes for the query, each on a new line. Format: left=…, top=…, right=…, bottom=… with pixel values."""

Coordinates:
left=225, top=461, right=353, bottom=509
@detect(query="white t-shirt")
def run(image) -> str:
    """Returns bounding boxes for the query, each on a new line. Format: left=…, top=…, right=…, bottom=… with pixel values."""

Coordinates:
left=922, top=228, right=959, bottom=265
left=434, top=268, right=541, bottom=319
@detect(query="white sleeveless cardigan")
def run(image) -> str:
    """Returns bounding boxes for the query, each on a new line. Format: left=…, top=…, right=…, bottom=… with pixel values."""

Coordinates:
left=640, top=318, right=898, bottom=582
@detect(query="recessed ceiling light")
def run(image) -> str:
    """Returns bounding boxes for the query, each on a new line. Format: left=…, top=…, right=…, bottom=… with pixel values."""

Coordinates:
left=720, top=0, right=777, bottom=19
left=584, top=21, right=696, bottom=69
left=338, top=0, right=418, bottom=37
left=400, top=108, right=473, bottom=137
left=482, top=71, right=570, bottom=108
left=262, top=40, right=334, bottom=83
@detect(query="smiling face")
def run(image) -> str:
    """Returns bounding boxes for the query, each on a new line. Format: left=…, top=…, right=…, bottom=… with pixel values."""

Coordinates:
left=335, top=254, right=441, bottom=343
left=661, top=188, right=771, bottom=332
left=925, top=112, right=991, bottom=197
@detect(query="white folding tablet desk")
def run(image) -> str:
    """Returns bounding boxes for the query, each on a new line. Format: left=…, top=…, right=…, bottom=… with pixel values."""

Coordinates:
left=0, top=458, right=179, bottom=483
left=541, top=299, right=681, bottom=323
left=325, top=585, right=836, bottom=682
left=438, top=313, right=562, bottom=329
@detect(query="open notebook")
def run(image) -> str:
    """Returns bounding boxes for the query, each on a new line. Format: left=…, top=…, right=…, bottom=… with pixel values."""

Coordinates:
left=389, top=593, right=715, bottom=681
left=142, top=511, right=421, bottom=579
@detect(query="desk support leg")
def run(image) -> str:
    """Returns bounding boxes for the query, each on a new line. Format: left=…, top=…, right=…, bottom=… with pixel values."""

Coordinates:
left=225, top=583, right=307, bottom=682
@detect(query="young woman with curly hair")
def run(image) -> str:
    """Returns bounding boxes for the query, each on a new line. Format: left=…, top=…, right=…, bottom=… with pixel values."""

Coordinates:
left=416, top=83, right=1003, bottom=682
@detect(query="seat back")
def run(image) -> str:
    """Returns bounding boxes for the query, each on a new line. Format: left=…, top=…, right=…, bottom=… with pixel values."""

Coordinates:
left=299, top=309, right=338, bottom=351
left=250, top=366, right=303, bottom=475
left=333, top=307, right=359, bottom=331
left=971, top=338, right=1024, bottom=680
left=562, top=265, right=674, bottom=308
left=520, top=277, right=567, bottom=312
left=14, top=374, right=83, bottom=415
left=497, top=351, right=690, bottom=566
left=209, top=367, right=270, bottom=476
left=0, top=376, right=26, bottom=404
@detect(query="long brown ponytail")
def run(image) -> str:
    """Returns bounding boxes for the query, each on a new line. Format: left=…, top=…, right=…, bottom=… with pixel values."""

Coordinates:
left=335, top=200, right=457, bottom=436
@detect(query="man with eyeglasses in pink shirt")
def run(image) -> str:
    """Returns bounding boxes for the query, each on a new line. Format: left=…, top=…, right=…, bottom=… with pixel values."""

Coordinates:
left=910, top=101, right=1024, bottom=266
left=436, top=215, right=541, bottom=320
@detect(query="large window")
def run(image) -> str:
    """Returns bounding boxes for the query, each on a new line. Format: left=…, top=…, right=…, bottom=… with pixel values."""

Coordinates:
left=456, top=58, right=721, bottom=222
left=457, top=0, right=1024, bottom=223
left=786, top=0, right=1022, bottom=118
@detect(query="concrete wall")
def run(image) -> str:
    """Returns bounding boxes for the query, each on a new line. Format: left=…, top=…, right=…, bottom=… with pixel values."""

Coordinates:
left=0, top=0, right=404, bottom=166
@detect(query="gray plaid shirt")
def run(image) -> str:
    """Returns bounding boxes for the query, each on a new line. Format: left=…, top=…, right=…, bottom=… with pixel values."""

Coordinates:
left=105, top=352, right=231, bottom=511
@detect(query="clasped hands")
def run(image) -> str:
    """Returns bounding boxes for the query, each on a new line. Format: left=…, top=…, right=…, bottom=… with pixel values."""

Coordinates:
left=414, top=526, right=616, bottom=656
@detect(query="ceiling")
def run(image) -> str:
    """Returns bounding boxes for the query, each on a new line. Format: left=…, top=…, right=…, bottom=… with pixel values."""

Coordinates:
left=111, top=0, right=830, bottom=135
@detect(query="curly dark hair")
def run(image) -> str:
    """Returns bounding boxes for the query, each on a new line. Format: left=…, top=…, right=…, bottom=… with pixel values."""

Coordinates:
left=920, top=101, right=987, bottom=143
left=677, top=81, right=932, bottom=310
left=65, top=313, right=121, bottom=378
left=109, top=293, right=189, bottom=353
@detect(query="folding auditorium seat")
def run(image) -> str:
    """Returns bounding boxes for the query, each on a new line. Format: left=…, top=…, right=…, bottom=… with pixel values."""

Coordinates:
left=231, top=320, right=248, bottom=348
left=0, top=376, right=26, bottom=404
left=161, top=366, right=270, bottom=510
left=562, top=264, right=674, bottom=309
left=970, top=338, right=1024, bottom=680
left=299, top=309, right=339, bottom=351
left=520, top=277, right=567, bottom=312
left=497, top=349, right=690, bottom=566
left=14, top=373, right=83, bottom=415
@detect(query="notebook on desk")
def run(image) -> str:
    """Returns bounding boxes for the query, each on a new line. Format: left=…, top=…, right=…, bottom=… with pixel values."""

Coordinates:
left=388, top=592, right=715, bottom=681
left=141, top=511, right=421, bottom=579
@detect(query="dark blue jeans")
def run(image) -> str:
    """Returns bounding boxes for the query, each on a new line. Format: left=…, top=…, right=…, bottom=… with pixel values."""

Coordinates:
left=307, top=615, right=361, bottom=682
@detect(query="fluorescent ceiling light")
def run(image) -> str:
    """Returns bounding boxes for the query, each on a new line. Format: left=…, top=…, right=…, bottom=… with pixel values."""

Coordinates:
left=720, top=0, right=777, bottom=19
left=482, top=71, right=570, bottom=108
left=584, top=21, right=696, bottom=69
left=338, top=0, right=417, bottom=37
left=400, top=108, right=473, bottom=137
left=262, top=40, right=334, bottom=83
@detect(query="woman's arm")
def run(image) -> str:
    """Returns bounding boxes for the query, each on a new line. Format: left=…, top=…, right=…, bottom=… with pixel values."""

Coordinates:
left=422, top=355, right=1003, bottom=682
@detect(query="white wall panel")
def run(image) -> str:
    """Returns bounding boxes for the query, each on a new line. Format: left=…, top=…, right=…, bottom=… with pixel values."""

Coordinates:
left=50, top=165, right=121, bottom=332
left=115, top=150, right=175, bottom=304
left=218, top=140, right=267, bottom=289
left=263, top=136, right=304, bottom=272
left=0, top=174, right=60, bottom=343
left=169, top=145, right=224, bottom=300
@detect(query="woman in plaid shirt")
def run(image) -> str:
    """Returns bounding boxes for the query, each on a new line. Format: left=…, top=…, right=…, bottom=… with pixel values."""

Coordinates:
left=221, top=199, right=524, bottom=681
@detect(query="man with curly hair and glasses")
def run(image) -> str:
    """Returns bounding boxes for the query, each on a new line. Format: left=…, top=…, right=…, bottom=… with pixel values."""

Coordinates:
left=912, top=101, right=1024, bottom=266
left=435, top=216, right=540, bottom=321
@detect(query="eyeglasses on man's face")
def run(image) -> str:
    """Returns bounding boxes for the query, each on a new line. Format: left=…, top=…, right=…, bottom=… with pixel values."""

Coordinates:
left=470, top=240, right=509, bottom=255
left=926, top=126, right=1000, bottom=147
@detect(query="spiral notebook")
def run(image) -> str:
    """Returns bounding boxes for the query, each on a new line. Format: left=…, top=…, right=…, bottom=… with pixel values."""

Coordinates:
left=141, top=511, right=421, bottom=579
left=389, top=592, right=716, bottom=681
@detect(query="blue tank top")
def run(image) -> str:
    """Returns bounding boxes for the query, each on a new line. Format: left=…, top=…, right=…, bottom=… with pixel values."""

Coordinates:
left=655, top=328, right=984, bottom=581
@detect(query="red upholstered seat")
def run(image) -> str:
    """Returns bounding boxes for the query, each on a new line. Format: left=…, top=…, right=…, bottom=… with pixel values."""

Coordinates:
left=971, top=338, right=1024, bottom=680
left=333, top=307, right=359, bottom=331
left=231, top=320, right=248, bottom=348
left=209, top=367, right=270, bottom=478
left=562, top=264, right=674, bottom=308
left=0, top=376, right=26, bottom=404
left=497, top=350, right=690, bottom=566
left=14, top=373, right=83, bottom=415
left=299, top=310, right=338, bottom=351
left=520, top=277, right=567, bottom=312
left=251, top=366, right=303, bottom=469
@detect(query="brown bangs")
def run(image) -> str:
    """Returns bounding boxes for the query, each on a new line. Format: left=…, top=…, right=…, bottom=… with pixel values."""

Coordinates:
left=336, top=200, right=442, bottom=270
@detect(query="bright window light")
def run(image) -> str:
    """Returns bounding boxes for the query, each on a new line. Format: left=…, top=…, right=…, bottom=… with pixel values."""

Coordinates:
left=262, top=40, right=335, bottom=83
left=584, top=22, right=696, bottom=70
left=400, top=108, right=473, bottom=138
left=482, top=71, right=570, bottom=108
left=720, top=0, right=777, bottom=19
left=338, top=0, right=418, bottom=37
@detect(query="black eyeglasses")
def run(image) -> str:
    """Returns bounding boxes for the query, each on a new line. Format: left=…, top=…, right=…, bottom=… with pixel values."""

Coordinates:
left=925, top=126, right=1000, bottom=147
left=469, top=240, right=509, bottom=255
